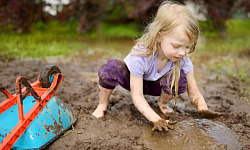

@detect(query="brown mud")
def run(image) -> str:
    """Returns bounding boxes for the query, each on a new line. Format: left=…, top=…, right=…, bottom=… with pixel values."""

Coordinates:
left=0, top=57, right=249, bottom=150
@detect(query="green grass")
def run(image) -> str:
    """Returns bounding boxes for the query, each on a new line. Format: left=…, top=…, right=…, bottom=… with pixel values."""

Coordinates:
left=197, top=19, right=250, bottom=55
left=0, top=33, right=84, bottom=59
left=0, top=21, right=82, bottom=59
left=0, top=19, right=249, bottom=59
left=88, top=22, right=141, bottom=38
left=0, top=21, right=140, bottom=59
left=196, top=19, right=250, bottom=80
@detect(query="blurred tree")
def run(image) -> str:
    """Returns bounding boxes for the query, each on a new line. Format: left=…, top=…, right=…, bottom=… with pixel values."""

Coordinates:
left=57, top=0, right=106, bottom=34
left=193, top=0, right=237, bottom=32
left=120, top=0, right=165, bottom=30
left=0, top=0, right=249, bottom=33
left=238, top=0, right=250, bottom=17
left=0, top=0, right=45, bottom=33
left=126, top=0, right=245, bottom=32
left=59, top=0, right=167, bottom=33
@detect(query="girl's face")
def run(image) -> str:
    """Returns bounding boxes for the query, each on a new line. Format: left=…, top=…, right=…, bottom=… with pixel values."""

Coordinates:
left=158, top=26, right=192, bottom=62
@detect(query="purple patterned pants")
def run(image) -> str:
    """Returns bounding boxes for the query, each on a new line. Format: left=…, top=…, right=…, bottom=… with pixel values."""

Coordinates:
left=98, top=59, right=187, bottom=96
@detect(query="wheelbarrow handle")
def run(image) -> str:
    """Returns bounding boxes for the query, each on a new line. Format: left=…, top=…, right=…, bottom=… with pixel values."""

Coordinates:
left=16, top=77, right=41, bottom=102
left=0, top=83, right=13, bottom=99
left=0, top=83, right=6, bottom=93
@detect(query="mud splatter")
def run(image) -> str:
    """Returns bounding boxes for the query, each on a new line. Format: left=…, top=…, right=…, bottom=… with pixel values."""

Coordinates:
left=45, top=105, right=63, bottom=135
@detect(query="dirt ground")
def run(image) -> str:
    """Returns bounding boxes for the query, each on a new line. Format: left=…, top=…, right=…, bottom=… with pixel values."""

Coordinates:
left=0, top=56, right=249, bottom=150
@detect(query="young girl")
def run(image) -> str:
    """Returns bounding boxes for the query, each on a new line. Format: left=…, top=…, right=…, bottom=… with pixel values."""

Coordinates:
left=92, top=1, right=221, bottom=131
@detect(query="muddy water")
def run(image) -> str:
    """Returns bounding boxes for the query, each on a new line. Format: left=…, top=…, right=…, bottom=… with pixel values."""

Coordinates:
left=142, top=119, right=242, bottom=150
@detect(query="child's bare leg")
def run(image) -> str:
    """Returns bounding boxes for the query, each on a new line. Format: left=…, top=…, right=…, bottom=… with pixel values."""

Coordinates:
left=92, top=85, right=113, bottom=118
left=158, top=91, right=175, bottom=116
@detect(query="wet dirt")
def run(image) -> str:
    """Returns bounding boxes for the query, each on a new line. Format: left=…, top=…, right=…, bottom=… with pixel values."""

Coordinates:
left=0, top=57, right=249, bottom=150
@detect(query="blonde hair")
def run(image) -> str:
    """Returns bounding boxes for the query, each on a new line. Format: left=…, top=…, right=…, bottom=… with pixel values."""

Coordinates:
left=134, top=1, right=200, bottom=97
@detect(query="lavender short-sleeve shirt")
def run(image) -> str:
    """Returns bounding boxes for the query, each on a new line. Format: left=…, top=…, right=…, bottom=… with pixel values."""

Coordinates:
left=124, top=50, right=193, bottom=81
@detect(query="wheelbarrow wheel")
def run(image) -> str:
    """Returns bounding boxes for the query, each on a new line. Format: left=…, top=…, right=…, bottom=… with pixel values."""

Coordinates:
left=39, top=65, right=61, bottom=88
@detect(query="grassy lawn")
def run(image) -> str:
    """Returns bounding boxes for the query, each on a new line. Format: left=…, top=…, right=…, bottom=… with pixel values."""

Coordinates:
left=0, top=21, right=140, bottom=60
left=0, top=19, right=249, bottom=59
left=198, top=19, right=250, bottom=54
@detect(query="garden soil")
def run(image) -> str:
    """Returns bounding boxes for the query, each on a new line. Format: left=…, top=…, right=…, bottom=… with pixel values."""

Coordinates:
left=0, top=57, right=249, bottom=150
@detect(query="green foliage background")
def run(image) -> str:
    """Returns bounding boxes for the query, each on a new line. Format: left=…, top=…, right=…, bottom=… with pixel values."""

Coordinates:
left=1, top=19, right=249, bottom=59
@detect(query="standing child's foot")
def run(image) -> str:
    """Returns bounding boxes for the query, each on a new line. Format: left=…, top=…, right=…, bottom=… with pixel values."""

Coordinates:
left=92, top=104, right=107, bottom=118
left=92, top=110, right=105, bottom=118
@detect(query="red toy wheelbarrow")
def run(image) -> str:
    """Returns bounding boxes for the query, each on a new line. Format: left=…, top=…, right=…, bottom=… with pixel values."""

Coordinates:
left=0, top=65, right=77, bottom=150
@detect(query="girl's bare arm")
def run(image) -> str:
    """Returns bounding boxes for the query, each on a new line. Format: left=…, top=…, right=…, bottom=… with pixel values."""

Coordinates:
left=130, top=73, right=162, bottom=122
left=186, top=68, right=208, bottom=110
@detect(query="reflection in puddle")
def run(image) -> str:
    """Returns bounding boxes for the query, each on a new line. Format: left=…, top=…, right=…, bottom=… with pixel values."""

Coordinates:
left=142, top=119, right=241, bottom=150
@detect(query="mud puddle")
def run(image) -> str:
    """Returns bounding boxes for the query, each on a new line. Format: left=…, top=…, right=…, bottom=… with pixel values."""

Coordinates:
left=142, top=119, right=241, bottom=150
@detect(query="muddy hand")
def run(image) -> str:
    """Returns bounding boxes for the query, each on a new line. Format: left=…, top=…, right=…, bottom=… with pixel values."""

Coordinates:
left=152, top=119, right=177, bottom=132
left=198, top=110, right=223, bottom=119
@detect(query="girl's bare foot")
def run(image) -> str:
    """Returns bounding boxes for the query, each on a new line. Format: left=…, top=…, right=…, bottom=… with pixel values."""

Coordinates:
left=92, top=86, right=113, bottom=118
left=92, top=104, right=107, bottom=118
